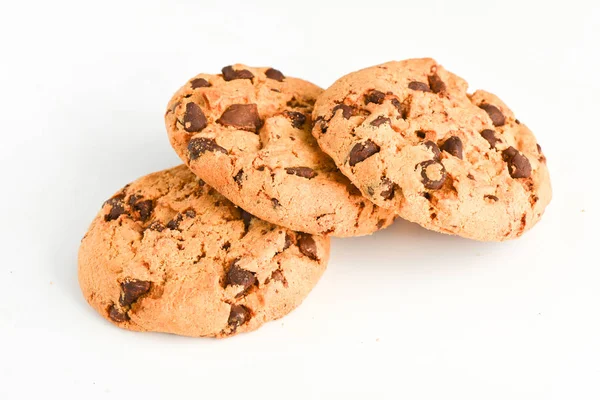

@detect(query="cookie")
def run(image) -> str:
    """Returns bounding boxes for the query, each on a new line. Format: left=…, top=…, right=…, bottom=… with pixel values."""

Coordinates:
left=164, top=64, right=396, bottom=237
left=78, top=165, right=329, bottom=338
left=312, top=58, right=551, bottom=241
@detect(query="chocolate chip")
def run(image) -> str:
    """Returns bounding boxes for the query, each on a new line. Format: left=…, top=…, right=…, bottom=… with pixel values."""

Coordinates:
left=222, top=65, right=254, bottom=81
left=332, top=104, right=354, bottom=119
left=427, top=73, right=446, bottom=94
left=349, top=140, right=380, bottom=166
left=265, top=68, right=284, bottom=82
left=132, top=199, right=153, bottom=222
left=226, top=260, right=256, bottom=290
left=390, top=98, right=409, bottom=119
left=188, top=137, right=228, bottom=160
left=270, top=269, right=286, bottom=285
left=222, top=241, right=231, bottom=251
left=380, top=177, right=396, bottom=200
left=501, top=146, right=518, bottom=161
left=166, top=213, right=183, bottom=230
left=480, top=129, right=500, bottom=149
left=283, top=233, right=293, bottom=250
left=536, top=143, right=542, bottom=153
left=467, top=173, right=475, bottom=180
left=282, top=111, right=306, bottom=128
left=108, top=305, right=129, bottom=322
left=271, top=198, right=279, bottom=207
left=408, top=81, right=431, bottom=92
left=190, top=78, right=211, bottom=88
left=183, top=103, right=207, bottom=133
left=484, top=195, right=499, bottom=201
left=104, top=195, right=126, bottom=222
left=119, top=280, right=151, bottom=307
left=319, top=121, right=328, bottom=134
left=418, top=160, right=447, bottom=190
left=376, top=219, right=386, bottom=229
left=285, top=167, right=317, bottom=179
left=147, top=221, right=165, bottom=232
left=239, top=208, right=253, bottom=230
left=440, top=136, right=463, bottom=159
left=479, top=104, right=505, bottom=126
left=370, top=116, right=390, bottom=127
left=423, top=141, right=441, bottom=160
left=365, top=90, right=385, bottom=105
left=184, top=209, right=196, bottom=218
left=217, top=104, right=263, bottom=132
left=228, top=304, right=251, bottom=328
left=416, top=130, right=426, bottom=139
left=297, top=234, right=318, bottom=260
left=233, top=169, right=244, bottom=186
left=502, top=147, right=532, bottom=178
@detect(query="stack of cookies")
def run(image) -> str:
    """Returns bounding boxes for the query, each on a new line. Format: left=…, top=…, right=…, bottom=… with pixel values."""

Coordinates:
left=78, top=58, right=551, bottom=338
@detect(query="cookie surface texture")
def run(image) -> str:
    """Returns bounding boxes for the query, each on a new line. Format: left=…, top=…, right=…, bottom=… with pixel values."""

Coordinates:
left=78, top=165, right=329, bottom=338
left=165, top=64, right=395, bottom=237
left=312, top=58, right=551, bottom=241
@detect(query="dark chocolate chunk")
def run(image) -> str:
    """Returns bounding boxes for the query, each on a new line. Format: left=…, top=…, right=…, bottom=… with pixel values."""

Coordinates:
left=239, top=208, right=253, bottom=230
left=480, top=129, right=500, bottom=149
left=370, top=116, right=390, bottom=127
left=188, top=137, right=228, bottom=160
left=297, top=234, right=318, bottom=260
left=104, top=194, right=126, bottom=222
left=265, top=68, right=284, bottom=82
left=348, top=140, right=380, bottom=166
left=440, top=136, right=463, bottom=159
left=226, top=260, right=256, bottom=290
left=228, top=304, right=251, bottom=328
left=233, top=169, right=244, bottom=186
left=285, top=167, right=317, bottom=179
left=423, top=140, right=441, bottom=160
left=408, top=81, right=431, bottom=92
left=217, top=104, right=263, bottom=132
left=418, top=160, right=447, bottom=190
left=283, top=234, right=293, bottom=250
left=365, top=90, right=385, bottom=105
left=479, top=104, right=505, bottom=126
left=332, top=104, right=354, bottom=119
left=190, top=78, right=211, bottom=88
left=427, top=73, right=446, bottom=94
left=108, top=305, right=129, bottom=323
left=380, top=177, right=396, bottom=200
left=282, top=111, right=306, bottom=128
left=119, top=280, right=151, bottom=307
left=222, top=65, right=254, bottom=81
left=147, top=221, right=165, bottom=232
left=502, top=147, right=532, bottom=178
left=166, top=213, right=183, bottom=230
left=183, top=102, right=208, bottom=133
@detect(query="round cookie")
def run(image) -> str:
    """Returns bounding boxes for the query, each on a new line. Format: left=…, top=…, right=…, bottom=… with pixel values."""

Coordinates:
left=78, top=165, right=329, bottom=338
left=165, top=64, right=395, bottom=237
left=312, top=58, right=551, bottom=241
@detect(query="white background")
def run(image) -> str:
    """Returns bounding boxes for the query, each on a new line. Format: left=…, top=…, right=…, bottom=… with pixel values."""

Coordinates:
left=1, top=1, right=598, bottom=399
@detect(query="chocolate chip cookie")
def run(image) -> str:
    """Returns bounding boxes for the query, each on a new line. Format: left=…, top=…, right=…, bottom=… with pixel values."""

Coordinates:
left=165, top=64, right=395, bottom=237
left=78, top=165, right=329, bottom=338
left=312, top=58, right=551, bottom=241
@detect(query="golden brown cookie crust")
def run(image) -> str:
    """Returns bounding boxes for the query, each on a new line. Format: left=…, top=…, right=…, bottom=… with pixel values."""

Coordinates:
left=78, top=165, right=329, bottom=338
left=165, top=64, right=395, bottom=237
left=312, top=58, right=551, bottom=241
